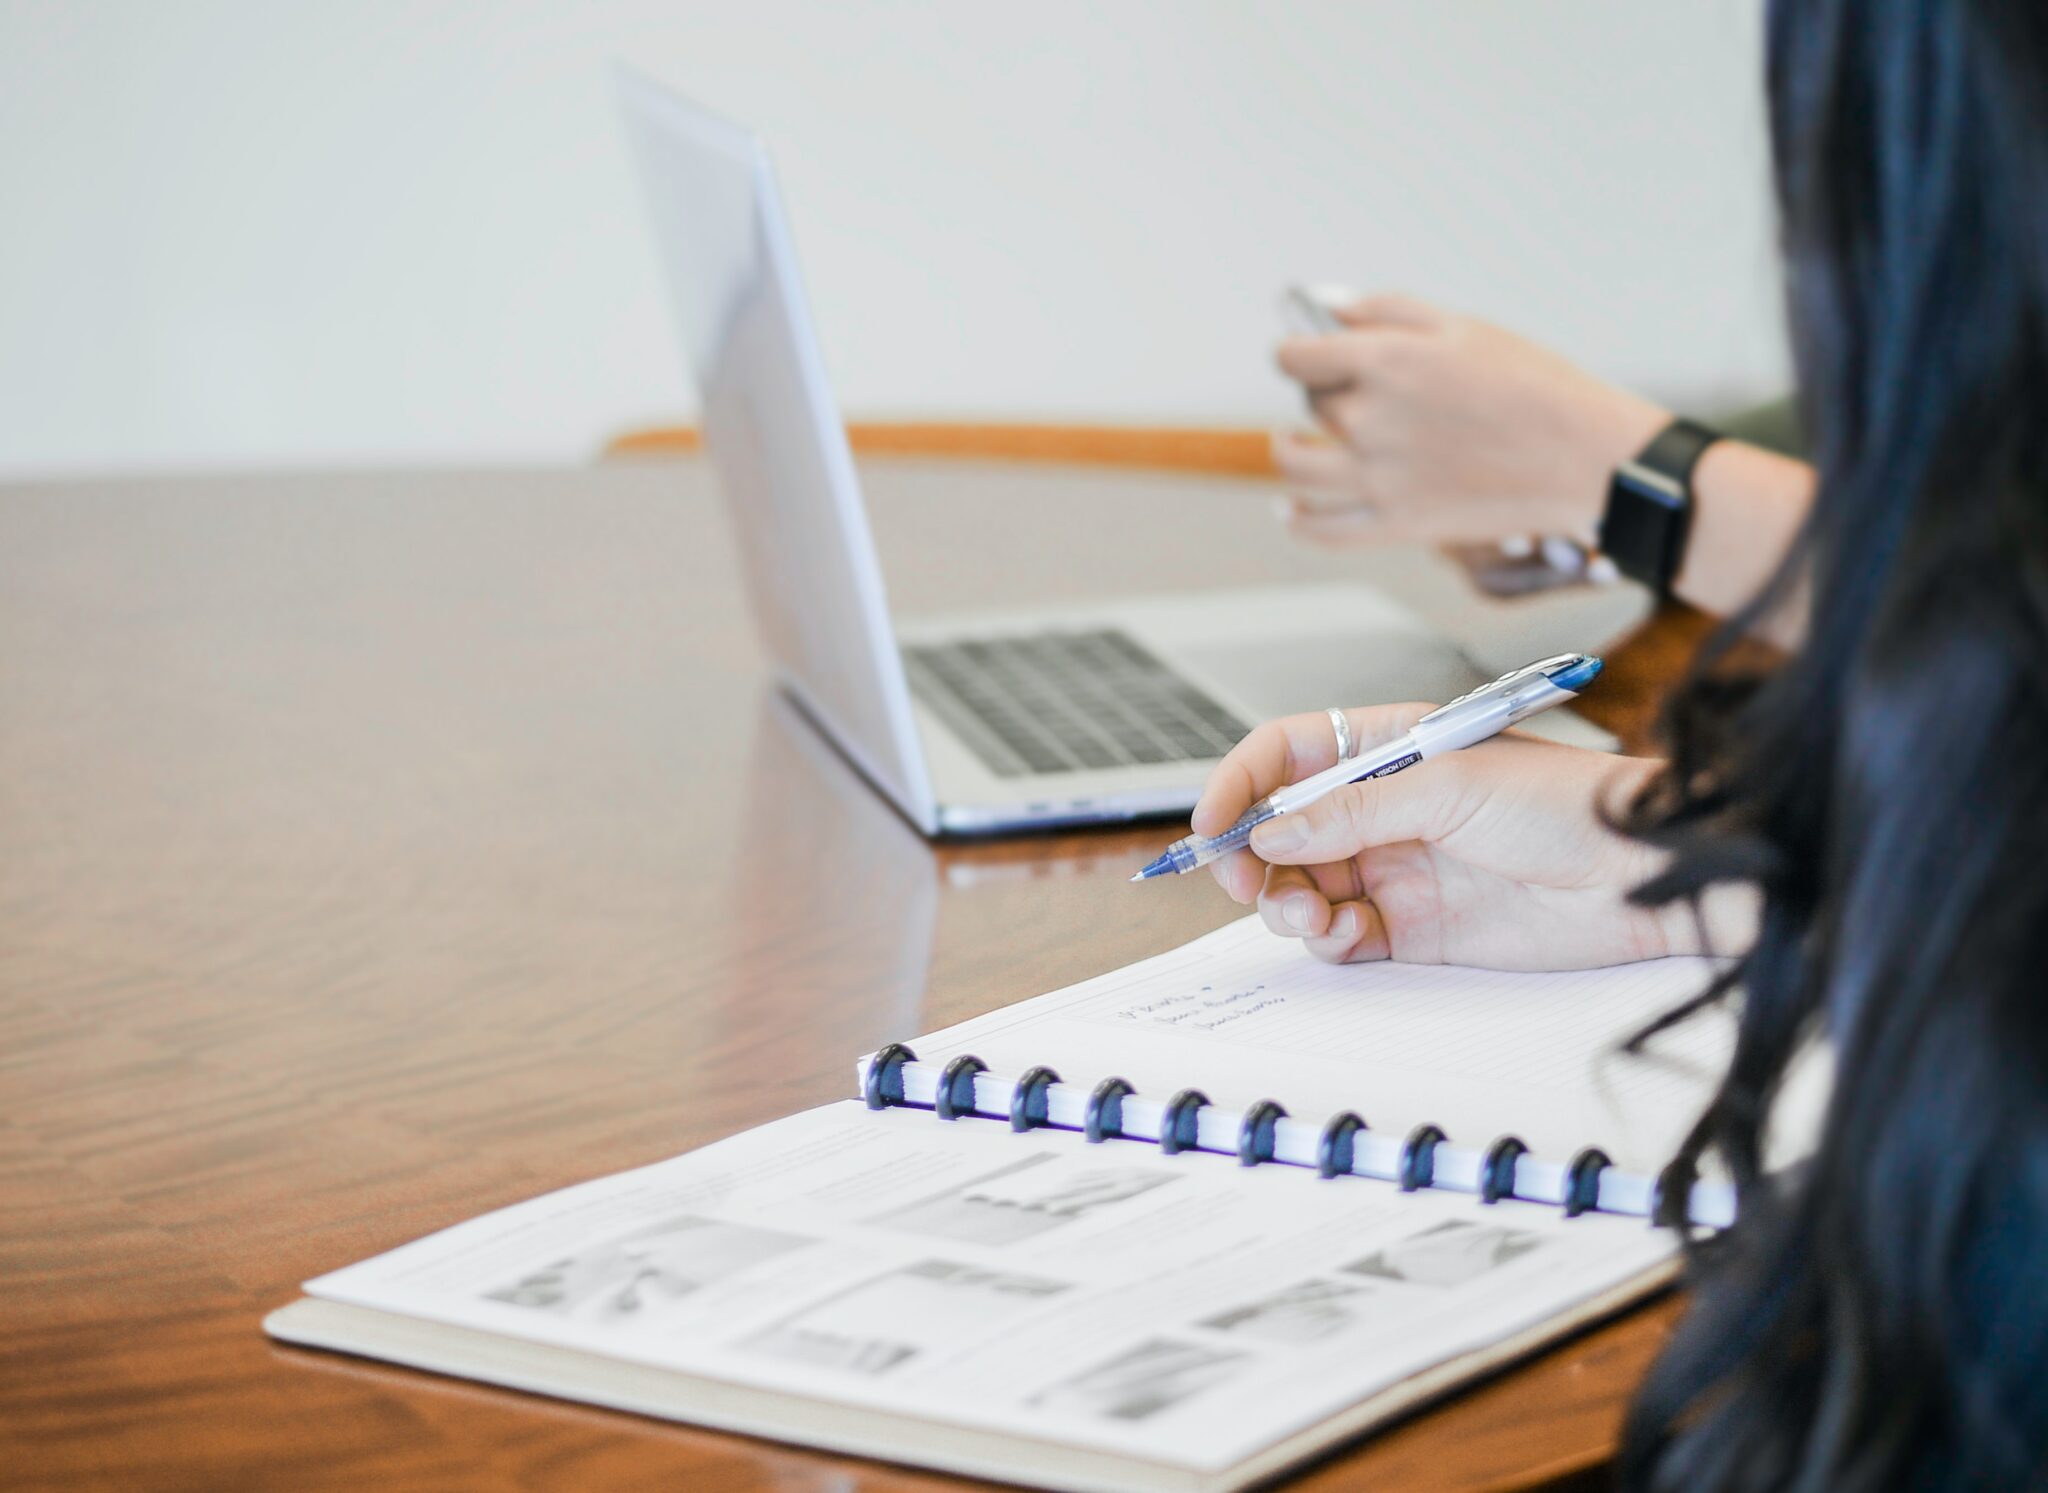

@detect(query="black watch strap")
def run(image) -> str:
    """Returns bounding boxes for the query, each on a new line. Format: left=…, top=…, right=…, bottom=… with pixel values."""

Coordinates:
left=1636, top=417, right=1722, bottom=484
left=1598, top=418, right=1720, bottom=594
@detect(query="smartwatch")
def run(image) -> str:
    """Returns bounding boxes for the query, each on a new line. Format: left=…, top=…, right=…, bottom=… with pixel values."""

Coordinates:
left=1598, top=418, right=1721, bottom=595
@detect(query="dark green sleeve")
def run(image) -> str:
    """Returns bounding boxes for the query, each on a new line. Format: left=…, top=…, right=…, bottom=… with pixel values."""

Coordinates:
left=1713, top=395, right=1804, bottom=458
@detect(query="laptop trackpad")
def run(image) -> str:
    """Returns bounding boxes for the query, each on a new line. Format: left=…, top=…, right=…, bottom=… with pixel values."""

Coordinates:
left=1177, top=632, right=1485, bottom=723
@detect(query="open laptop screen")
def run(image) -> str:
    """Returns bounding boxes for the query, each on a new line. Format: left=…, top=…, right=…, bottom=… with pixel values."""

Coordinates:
left=618, top=71, right=937, bottom=830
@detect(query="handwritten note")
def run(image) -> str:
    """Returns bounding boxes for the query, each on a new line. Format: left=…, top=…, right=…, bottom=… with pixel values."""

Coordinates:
left=1119, top=984, right=1284, bottom=1034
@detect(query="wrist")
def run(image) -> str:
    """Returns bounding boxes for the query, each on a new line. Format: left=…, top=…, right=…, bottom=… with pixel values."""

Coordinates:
left=1598, top=415, right=1725, bottom=596
left=1598, top=758, right=1736, bottom=964
left=1562, top=392, right=1671, bottom=539
left=1650, top=878, right=1761, bottom=959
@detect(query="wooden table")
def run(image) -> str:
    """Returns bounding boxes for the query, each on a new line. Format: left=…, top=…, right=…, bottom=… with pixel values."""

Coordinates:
left=0, top=456, right=1708, bottom=1491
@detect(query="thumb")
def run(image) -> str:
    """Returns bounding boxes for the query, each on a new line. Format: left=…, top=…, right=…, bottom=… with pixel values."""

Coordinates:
left=1248, top=760, right=1469, bottom=864
left=1273, top=334, right=1364, bottom=390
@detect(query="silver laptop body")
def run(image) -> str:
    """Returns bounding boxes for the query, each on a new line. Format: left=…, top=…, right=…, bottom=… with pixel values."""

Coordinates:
left=618, top=73, right=1571, bottom=836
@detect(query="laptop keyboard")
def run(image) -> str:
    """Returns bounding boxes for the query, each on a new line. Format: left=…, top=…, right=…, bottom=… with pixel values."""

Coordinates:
left=902, top=629, right=1251, bottom=779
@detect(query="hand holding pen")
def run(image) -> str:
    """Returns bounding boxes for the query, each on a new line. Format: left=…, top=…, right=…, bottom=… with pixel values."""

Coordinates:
left=1142, top=655, right=1712, bottom=970
left=1136, top=655, right=1601, bottom=881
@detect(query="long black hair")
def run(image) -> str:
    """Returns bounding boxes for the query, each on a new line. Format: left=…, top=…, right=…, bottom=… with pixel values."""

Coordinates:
left=1618, top=1, right=2048, bottom=1486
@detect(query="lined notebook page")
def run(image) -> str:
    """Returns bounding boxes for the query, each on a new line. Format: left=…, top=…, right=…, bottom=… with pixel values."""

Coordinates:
left=910, top=917, right=1733, bottom=1175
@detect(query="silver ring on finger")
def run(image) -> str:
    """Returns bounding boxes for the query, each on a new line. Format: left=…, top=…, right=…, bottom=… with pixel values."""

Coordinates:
left=1326, top=707, right=1356, bottom=762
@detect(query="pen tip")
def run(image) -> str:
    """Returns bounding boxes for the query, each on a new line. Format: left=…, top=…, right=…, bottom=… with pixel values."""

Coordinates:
left=1129, top=872, right=1144, bottom=883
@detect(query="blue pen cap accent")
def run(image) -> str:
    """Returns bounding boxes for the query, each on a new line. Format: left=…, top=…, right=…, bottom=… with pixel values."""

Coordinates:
left=1546, top=654, right=1603, bottom=693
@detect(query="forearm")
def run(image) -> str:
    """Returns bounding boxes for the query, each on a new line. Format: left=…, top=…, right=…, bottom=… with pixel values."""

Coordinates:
left=1670, top=439, right=1814, bottom=645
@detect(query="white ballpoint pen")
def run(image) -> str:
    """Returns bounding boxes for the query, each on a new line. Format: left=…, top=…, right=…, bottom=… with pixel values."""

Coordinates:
left=1130, top=652, right=1603, bottom=881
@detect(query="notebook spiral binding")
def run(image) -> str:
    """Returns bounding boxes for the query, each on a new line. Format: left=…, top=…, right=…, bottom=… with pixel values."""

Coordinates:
left=862, top=1044, right=1732, bottom=1229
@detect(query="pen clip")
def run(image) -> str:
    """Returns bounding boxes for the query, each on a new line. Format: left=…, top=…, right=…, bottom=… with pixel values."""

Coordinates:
left=1415, top=666, right=1535, bottom=724
left=1415, top=655, right=1583, bottom=725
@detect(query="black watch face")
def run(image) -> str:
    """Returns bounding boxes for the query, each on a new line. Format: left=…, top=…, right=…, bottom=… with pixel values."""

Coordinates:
left=1600, top=464, right=1688, bottom=591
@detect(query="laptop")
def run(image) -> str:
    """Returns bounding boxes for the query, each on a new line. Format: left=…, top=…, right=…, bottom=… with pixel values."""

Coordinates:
left=617, top=71, right=1603, bottom=836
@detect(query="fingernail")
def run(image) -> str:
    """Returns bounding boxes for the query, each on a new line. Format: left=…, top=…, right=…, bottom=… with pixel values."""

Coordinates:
left=1251, top=817, right=1308, bottom=854
left=1282, top=894, right=1313, bottom=932
left=1333, top=906, right=1360, bottom=941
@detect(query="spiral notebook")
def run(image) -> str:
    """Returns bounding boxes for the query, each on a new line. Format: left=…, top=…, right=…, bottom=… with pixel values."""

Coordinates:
left=266, top=918, right=1802, bottom=1493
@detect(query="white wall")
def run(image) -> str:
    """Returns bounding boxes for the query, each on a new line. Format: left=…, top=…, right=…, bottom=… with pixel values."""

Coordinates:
left=0, top=1, right=1785, bottom=478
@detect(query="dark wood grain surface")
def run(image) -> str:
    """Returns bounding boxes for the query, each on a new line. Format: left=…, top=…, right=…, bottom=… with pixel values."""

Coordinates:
left=0, top=457, right=1708, bottom=1491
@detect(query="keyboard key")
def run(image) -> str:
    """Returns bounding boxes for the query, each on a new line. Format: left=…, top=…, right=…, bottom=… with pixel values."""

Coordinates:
left=903, top=630, right=1250, bottom=779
